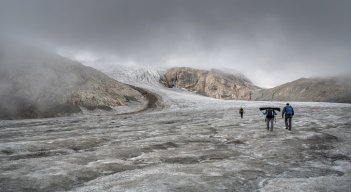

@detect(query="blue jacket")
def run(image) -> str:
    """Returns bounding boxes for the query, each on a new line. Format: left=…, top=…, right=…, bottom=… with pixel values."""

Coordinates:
left=282, top=105, right=294, bottom=117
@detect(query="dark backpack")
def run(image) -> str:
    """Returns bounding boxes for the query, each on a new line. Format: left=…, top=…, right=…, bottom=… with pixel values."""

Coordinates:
left=266, top=109, right=274, bottom=118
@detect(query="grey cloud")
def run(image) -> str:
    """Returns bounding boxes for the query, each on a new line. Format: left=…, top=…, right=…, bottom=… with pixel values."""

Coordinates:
left=1, top=0, right=350, bottom=87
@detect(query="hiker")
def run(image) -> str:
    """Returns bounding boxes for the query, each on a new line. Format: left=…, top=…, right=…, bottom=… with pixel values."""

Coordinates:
left=239, top=107, right=244, bottom=118
left=282, top=103, right=294, bottom=130
left=263, top=108, right=277, bottom=131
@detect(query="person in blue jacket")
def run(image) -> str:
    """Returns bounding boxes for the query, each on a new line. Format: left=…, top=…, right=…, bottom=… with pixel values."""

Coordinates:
left=282, top=103, right=294, bottom=130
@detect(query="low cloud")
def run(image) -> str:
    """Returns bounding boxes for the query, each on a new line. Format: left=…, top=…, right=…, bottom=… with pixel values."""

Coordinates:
left=1, top=0, right=350, bottom=87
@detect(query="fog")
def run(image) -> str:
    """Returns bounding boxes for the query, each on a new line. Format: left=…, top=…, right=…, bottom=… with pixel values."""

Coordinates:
left=1, top=0, right=351, bottom=87
left=0, top=41, right=87, bottom=119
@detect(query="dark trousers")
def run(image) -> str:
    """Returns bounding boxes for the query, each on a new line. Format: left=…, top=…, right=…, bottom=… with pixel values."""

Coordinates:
left=266, top=118, right=274, bottom=131
left=285, top=116, right=292, bottom=130
left=240, top=112, right=243, bottom=118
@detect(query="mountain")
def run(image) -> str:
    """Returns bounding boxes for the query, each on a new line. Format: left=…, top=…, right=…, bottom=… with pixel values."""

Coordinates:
left=160, top=67, right=351, bottom=103
left=0, top=44, right=145, bottom=119
left=160, top=67, right=258, bottom=100
left=252, top=77, right=351, bottom=103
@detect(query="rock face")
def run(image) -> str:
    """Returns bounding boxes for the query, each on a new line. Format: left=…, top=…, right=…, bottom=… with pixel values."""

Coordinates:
left=161, top=67, right=351, bottom=104
left=252, top=77, right=351, bottom=103
left=0, top=44, right=144, bottom=119
left=160, top=67, right=258, bottom=100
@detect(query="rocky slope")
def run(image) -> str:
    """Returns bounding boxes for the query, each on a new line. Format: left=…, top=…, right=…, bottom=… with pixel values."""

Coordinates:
left=160, top=67, right=351, bottom=103
left=0, top=44, right=145, bottom=119
left=252, top=77, right=351, bottom=103
left=160, top=67, right=258, bottom=100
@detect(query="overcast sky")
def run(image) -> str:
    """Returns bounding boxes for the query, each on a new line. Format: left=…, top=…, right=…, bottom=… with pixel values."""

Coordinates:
left=1, top=0, right=350, bottom=87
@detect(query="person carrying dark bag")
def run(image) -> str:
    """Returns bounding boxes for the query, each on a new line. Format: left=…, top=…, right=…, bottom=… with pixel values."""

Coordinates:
left=264, top=108, right=277, bottom=131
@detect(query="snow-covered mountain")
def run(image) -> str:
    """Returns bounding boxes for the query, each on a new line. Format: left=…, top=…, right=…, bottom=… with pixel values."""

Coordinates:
left=109, top=66, right=166, bottom=87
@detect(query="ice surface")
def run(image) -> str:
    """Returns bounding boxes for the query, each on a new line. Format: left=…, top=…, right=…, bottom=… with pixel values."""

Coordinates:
left=0, top=64, right=351, bottom=192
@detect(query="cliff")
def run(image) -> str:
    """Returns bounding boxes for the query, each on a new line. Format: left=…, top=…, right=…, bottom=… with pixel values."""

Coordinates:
left=160, top=67, right=258, bottom=100
left=161, top=67, right=351, bottom=103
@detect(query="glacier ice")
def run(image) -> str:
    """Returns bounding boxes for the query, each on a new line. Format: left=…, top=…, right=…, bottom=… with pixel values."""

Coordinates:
left=0, top=63, right=350, bottom=192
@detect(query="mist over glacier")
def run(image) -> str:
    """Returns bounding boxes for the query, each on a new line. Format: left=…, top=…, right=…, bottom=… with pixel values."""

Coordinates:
left=1, top=63, right=351, bottom=192
left=1, top=1, right=351, bottom=191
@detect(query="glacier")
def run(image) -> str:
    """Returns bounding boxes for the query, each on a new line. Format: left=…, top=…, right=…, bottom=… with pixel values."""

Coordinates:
left=0, top=63, right=351, bottom=192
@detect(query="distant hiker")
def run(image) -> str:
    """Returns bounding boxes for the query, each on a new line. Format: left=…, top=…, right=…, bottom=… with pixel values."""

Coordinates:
left=239, top=107, right=244, bottom=118
left=263, top=108, right=277, bottom=131
left=282, top=103, right=294, bottom=130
